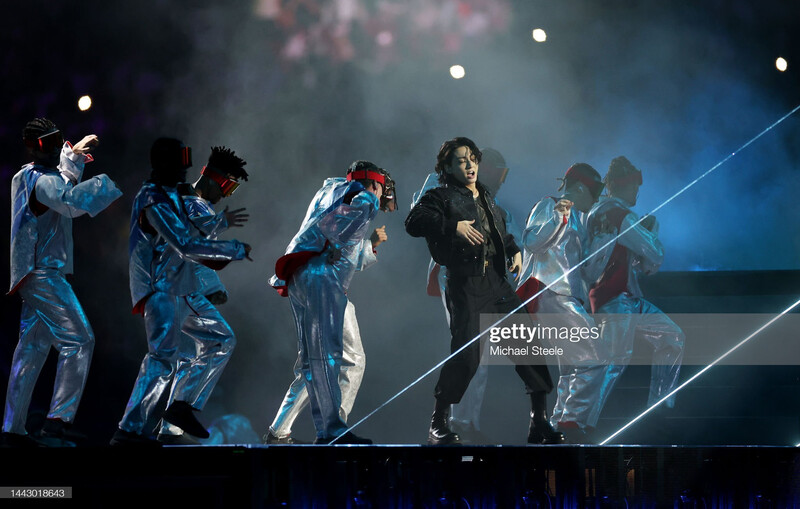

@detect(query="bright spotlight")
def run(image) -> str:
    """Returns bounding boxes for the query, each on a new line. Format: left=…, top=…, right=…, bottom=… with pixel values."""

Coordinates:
left=532, top=28, right=547, bottom=42
left=376, top=31, right=393, bottom=47
left=776, top=57, right=788, bottom=72
left=449, top=65, right=465, bottom=79
left=78, top=95, right=92, bottom=111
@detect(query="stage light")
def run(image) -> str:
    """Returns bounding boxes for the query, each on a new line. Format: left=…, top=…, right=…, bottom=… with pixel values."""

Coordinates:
left=532, top=28, right=547, bottom=42
left=776, top=57, right=788, bottom=72
left=449, top=65, right=465, bottom=79
left=78, top=95, right=92, bottom=111
left=376, top=30, right=393, bottom=47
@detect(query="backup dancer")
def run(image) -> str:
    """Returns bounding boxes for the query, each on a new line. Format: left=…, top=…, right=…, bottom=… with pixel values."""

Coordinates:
left=516, top=163, right=605, bottom=443
left=157, top=146, right=250, bottom=444
left=112, top=138, right=251, bottom=446
left=269, top=161, right=392, bottom=444
left=585, top=156, right=684, bottom=425
left=3, top=118, right=121, bottom=446
left=406, top=137, right=562, bottom=445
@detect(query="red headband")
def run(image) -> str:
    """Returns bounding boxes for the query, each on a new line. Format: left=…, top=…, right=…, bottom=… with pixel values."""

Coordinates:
left=564, top=166, right=604, bottom=195
left=202, top=166, right=240, bottom=196
left=346, top=170, right=385, bottom=185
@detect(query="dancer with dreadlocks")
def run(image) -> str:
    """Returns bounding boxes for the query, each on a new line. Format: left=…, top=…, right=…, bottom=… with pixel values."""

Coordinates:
left=269, top=161, right=394, bottom=444
left=3, top=118, right=121, bottom=447
left=156, top=146, right=251, bottom=444
left=112, top=138, right=252, bottom=446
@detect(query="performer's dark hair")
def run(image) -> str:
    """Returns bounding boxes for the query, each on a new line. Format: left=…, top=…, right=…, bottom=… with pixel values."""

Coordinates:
left=346, top=160, right=383, bottom=190
left=23, top=118, right=58, bottom=142
left=605, top=156, right=640, bottom=186
left=207, top=146, right=248, bottom=181
left=434, top=137, right=482, bottom=186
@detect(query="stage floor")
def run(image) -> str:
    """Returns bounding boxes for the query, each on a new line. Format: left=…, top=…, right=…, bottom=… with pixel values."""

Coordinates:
left=2, top=444, right=798, bottom=507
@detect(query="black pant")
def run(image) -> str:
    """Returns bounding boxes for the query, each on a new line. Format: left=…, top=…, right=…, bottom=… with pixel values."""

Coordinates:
left=435, top=268, right=553, bottom=404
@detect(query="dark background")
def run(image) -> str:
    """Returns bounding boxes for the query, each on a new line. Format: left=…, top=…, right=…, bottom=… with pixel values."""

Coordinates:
left=1, top=0, right=799, bottom=446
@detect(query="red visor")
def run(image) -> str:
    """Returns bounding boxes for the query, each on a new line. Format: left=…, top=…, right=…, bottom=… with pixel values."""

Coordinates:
left=180, top=146, right=192, bottom=168
left=202, top=166, right=240, bottom=196
left=24, top=130, right=64, bottom=153
left=346, top=170, right=386, bottom=186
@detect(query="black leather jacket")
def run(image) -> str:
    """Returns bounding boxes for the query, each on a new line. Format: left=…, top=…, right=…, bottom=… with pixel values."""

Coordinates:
left=406, top=181, right=520, bottom=277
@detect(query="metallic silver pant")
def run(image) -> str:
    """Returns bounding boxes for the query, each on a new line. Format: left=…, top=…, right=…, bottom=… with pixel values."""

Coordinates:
left=593, top=293, right=685, bottom=421
left=535, top=291, right=606, bottom=430
left=286, top=257, right=349, bottom=439
left=119, top=292, right=236, bottom=435
left=3, top=269, right=94, bottom=434
left=270, top=300, right=365, bottom=438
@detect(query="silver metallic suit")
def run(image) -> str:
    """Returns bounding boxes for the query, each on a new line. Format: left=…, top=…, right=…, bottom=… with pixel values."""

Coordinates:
left=269, top=289, right=368, bottom=438
left=5, top=144, right=121, bottom=434
left=411, top=172, right=522, bottom=432
left=120, top=182, right=246, bottom=436
left=160, top=194, right=234, bottom=437
left=585, top=196, right=684, bottom=418
left=518, top=197, right=605, bottom=430
left=270, top=177, right=379, bottom=440
left=183, top=194, right=229, bottom=297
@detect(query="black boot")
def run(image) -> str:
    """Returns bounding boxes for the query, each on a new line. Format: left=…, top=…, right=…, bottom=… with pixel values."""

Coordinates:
left=314, top=431, right=373, bottom=445
left=428, top=399, right=461, bottom=445
left=39, top=418, right=84, bottom=446
left=162, top=401, right=210, bottom=439
left=264, top=431, right=301, bottom=445
left=109, top=428, right=162, bottom=447
left=527, top=392, right=564, bottom=445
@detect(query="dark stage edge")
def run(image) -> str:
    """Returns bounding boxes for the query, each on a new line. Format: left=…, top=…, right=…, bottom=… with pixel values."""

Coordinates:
left=2, top=445, right=799, bottom=507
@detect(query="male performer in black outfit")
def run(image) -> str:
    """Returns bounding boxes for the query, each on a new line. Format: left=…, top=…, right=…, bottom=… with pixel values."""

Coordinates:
left=406, top=137, right=563, bottom=445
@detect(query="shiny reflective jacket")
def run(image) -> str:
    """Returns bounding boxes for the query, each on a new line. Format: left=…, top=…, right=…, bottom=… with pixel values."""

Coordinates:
left=518, top=196, right=590, bottom=303
left=128, top=182, right=246, bottom=313
left=270, top=177, right=379, bottom=294
left=585, top=196, right=664, bottom=302
left=406, top=181, right=520, bottom=277
left=182, top=194, right=228, bottom=298
left=9, top=144, right=122, bottom=294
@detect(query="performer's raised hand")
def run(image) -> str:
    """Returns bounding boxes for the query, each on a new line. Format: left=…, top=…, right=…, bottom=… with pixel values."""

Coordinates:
left=370, top=225, right=388, bottom=248
left=72, top=135, right=99, bottom=155
left=508, top=251, right=523, bottom=279
left=555, top=199, right=573, bottom=221
left=244, top=243, right=253, bottom=261
left=224, top=207, right=249, bottom=227
left=456, top=219, right=484, bottom=246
